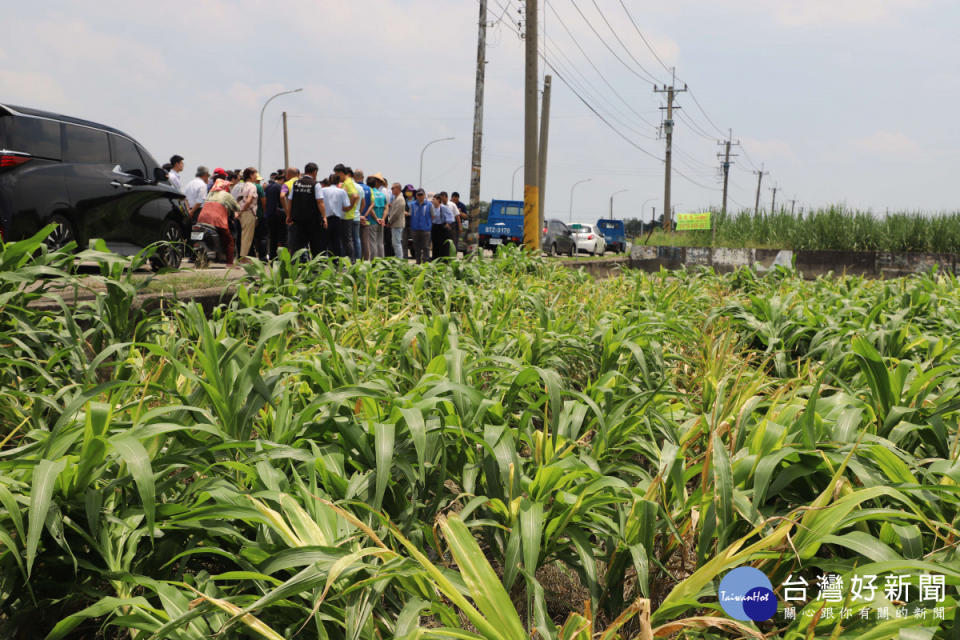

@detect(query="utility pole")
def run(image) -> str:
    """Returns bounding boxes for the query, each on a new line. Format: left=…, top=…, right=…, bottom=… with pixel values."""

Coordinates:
left=770, top=185, right=778, bottom=214
left=537, top=75, right=552, bottom=236
left=788, top=198, right=797, bottom=215
left=754, top=164, right=768, bottom=214
left=467, top=0, right=487, bottom=254
left=282, top=111, right=290, bottom=171
left=654, top=73, right=687, bottom=232
left=522, top=0, right=540, bottom=251
left=717, top=129, right=737, bottom=245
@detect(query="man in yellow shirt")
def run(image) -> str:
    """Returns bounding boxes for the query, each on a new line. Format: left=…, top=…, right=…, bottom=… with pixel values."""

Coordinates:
left=280, top=167, right=301, bottom=224
left=334, top=163, right=360, bottom=260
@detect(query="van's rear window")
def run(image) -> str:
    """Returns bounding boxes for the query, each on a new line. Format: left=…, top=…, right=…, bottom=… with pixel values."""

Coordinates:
left=0, top=116, right=62, bottom=160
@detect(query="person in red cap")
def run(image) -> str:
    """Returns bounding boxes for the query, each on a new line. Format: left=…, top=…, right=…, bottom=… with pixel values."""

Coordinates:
left=207, top=168, right=228, bottom=192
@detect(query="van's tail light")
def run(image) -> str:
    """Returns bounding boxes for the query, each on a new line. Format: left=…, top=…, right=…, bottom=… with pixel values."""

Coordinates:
left=0, top=154, right=31, bottom=169
left=587, top=234, right=594, bottom=240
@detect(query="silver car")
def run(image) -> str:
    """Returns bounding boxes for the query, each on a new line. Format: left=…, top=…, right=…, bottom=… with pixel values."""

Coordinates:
left=570, top=223, right=606, bottom=256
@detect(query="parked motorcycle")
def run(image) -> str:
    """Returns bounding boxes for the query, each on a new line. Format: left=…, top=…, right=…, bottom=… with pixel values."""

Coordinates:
left=189, top=223, right=226, bottom=268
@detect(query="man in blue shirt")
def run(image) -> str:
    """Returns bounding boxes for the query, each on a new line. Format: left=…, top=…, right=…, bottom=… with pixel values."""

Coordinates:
left=409, top=189, right=433, bottom=264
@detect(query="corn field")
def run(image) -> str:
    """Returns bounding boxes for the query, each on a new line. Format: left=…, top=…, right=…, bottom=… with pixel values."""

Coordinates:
left=646, top=207, right=960, bottom=253
left=1, top=228, right=959, bottom=639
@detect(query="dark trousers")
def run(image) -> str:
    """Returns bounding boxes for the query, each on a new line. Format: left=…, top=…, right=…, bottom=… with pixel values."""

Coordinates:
left=431, top=225, right=443, bottom=261
left=432, top=224, right=453, bottom=259
left=217, top=226, right=235, bottom=266
left=288, top=217, right=325, bottom=259
left=412, top=229, right=431, bottom=264
left=339, top=217, right=355, bottom=260
left=383, top=224, right=394, bottom=257
left=230, top=216, right=242, bottom=260
left=268, top=214, right=287, bottom=259
left=254, top=217, right=269, bottom=260
left=326, top=216, right=344, bottom=257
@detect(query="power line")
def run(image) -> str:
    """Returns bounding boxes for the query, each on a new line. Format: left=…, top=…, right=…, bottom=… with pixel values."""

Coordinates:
left=739, top=144, right=761, bottom=171
left=543, top=31, right=657, bottom=138
left=673, top=145, right=717, bottom=170
left=674, top=165, right=722, bottom=192
left=675, top=110, right=719, bottom=142
left=545, top=2, right=659, bottom=131
left=564, top=0, right=659, bottom=87
left=616, top=0, right=673, bottom=76
left=545, top=59, right=665, bottom=163
left=684, top=88, right=729, bottom=139
left=588, top=0, right=670, bottom=86
left=477, top=0, right=668, bottom=167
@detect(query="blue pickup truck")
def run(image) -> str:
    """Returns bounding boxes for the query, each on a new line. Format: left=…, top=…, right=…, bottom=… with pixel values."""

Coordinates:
left=478, top=200, right=525, bottom=249
left=596, top=218, right=627, bottom=254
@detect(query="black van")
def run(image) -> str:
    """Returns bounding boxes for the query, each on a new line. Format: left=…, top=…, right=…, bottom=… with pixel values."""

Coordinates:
left=0, top=104, right=189, bottom=269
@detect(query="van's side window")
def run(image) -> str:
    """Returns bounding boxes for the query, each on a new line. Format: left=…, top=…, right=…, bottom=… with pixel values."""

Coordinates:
left=109, top=134, right=146, bottom=178
left=62, top=124, right=110, bottom=164
left=0, top=117, right=61, bottom=160
left=135, top=144, right=161, bottom=178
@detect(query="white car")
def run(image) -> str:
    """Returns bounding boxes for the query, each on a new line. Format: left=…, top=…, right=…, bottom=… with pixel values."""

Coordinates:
left=570, top=223, right=606, bottom=256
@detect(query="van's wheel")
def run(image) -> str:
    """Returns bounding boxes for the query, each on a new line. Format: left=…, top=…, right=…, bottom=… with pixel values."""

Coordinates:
left=44, top=214, right=77, bottom=252
left=550, top=243, right=558, bottom=257
left=151, top=220, right=184, bottom=271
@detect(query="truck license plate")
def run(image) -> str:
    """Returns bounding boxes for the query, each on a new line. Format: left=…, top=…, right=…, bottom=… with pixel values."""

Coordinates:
left=489, top=238, right=502, bottom=245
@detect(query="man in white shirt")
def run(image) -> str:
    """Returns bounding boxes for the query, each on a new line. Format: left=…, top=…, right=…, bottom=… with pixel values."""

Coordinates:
left=184, top=166, right=209, bottom=221
left=167, top=155, right=184, bottom=192
left=319, top=173, right=351, bottom=258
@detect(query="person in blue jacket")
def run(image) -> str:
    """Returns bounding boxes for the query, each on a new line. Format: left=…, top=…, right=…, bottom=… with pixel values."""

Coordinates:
left=408, top=188, right=433, bottom=264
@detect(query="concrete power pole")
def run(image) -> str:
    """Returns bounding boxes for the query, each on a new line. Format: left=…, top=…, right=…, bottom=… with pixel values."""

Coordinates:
left=754, top=164, right=768, bottom=214
left=537, top=75, right=552, bottom=236
left=523, top=0, right=540, bottom=251
left=467, top=0, right=487, bottom=254
left=654, top=76, right=687, bottom=232
left=717, top=130, right=737, bottom=245
left=282, top=111, right=290, bottom=172
left=770, top=185, right=778, bottom=214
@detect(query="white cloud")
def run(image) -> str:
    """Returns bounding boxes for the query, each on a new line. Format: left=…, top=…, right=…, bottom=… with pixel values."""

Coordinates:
left=741, top=137, right=798, bottom=163
left=855, top=131, right=920, bottom=155
left=0, top=70, right=67, bottom=108
left=779, top=0, right=926, bottom=26
left=727, top=0, right=927, bottom=26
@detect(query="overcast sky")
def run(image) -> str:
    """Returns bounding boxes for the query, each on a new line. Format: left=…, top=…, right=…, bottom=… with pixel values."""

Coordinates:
left=3, top=0, right=957, bottom=220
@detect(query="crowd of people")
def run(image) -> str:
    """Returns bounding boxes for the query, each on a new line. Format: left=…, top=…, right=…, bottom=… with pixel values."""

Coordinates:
left=162, top=155, right=470, bottom=267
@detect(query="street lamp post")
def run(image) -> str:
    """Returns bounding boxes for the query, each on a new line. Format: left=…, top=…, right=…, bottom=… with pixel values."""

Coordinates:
left=258, top=88, right=302, bottom=174
left=510, top=165, right=523, bottom=200
left=609, top=189, right=628, bottom=219
left=419, top=137, right=455, bottom=188
left=641, top=197, right=657, bottom=224
left=568, top=178, right=592, bottom=223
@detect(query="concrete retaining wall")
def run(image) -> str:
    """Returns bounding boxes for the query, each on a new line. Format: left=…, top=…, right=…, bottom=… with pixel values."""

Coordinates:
left=622, top=245, right=959, bottom=279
